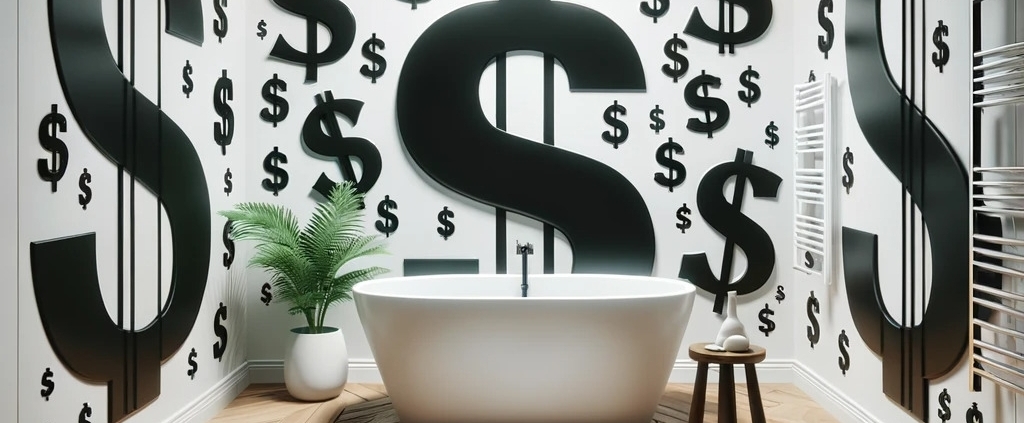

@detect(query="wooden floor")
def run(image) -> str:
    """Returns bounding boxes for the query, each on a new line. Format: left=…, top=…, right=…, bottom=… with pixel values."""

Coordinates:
left=209, top=383, right=838, bottom=423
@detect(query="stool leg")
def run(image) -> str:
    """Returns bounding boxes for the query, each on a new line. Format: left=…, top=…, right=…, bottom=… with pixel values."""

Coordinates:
left=689, top=362, right=709, bottom=423
left=718, top=364, right=736, bottom=423
left=745, top=363, right=766, bottom=423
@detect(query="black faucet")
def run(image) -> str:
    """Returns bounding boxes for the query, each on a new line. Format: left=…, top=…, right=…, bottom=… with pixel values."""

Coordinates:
left=516, top=241, right=534, bottom=297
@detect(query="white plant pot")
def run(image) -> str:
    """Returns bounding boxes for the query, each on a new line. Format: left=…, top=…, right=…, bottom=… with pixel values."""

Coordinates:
left=284, top=326, right=348, bottom=401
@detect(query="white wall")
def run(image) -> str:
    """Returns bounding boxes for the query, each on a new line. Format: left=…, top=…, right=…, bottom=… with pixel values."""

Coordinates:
left=1, top=0, right=19, bottom=420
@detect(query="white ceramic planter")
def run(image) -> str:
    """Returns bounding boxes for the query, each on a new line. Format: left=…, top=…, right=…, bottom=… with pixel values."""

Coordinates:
left=284, top=326, right=348, bottom=401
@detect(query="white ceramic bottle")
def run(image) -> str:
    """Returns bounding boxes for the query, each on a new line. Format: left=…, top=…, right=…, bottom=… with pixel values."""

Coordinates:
left=713, top=291, right=750, bottom=352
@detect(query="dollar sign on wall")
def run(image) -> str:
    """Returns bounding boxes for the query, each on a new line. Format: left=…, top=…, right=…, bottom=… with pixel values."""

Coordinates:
left=842, top=0, right=968, bottom=419
left=31, top=0, right=210, bottom=421
left=684, top=0, right=773, bottom=54
left=397, top=0, right=655, bottom=275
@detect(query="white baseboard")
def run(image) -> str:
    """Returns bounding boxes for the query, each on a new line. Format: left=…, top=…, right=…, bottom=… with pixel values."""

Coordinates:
left=163, top=364, right=250, bottom=423
left=793, top=361, right=879, bottom=423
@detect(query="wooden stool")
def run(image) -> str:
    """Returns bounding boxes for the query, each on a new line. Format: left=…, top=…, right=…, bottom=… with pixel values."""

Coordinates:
left=688, top=343, right=767, bottom=423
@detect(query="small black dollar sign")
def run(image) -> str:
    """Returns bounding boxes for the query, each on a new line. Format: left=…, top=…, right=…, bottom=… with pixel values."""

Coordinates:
left=261, top=282, right=272, bottom=306
left=302, top=91, right=382, bottom=202
left=260, top=74, right=289, bottom=127
left=38, top=104, right=69, bottom=193
left=182, top=61, right=194, bottom=98
left=79, top=402, right=92, bottom=423
left=437, top=206, right=455, bottom=240
left=662, top=34, right=688, bottom=82
left=40, top=367, right=55, bottom=400
left=776, top=285, right=786, bottom=303
left=655, top=138, right=685, bottom=191
left=966, top=402, right=983, bottom=423
left=818, top=0, right=834, bottom=59
left=269, top=0, right=356, bottom=82
left=222, top=220, right=234, bottom=269
left=78, top=168, right=92, bottom=210
left=640, top=0, right=669, bottom=23
left=838, top=329, right=851, bottom=375
left=375, top=195, right=399, bottom=237
left=360, top=33, right=387, bottom=84
left=807, top=291, right=821, bottom=348
left=764, top=121, right=779, bottom=149
left=804, top=251, right=814, bottom=268
left=676, top=204, right=692, bottom=234
left=738, top=65, right=761, bottom=107
left=256, top=20, right=267, bottom=40
left=602, top=100, right=628, bottom=149
left=650, top=105, right=665, bottom=134
left=223, top=168, right=232, bottom=196
left=842, top=147, right=854, bottom=194
left=684, top=70, right=729, bottom=138
left=937, top=388, right=951, bottom=422
left=213, top=303, right=228, bottom=361
left=262, top=147, right=289, bottom=196
left=213, top=0, right=228, bottom=43
left=758, top=303, right=776, bottom=336
left=186, top=348, right=198, bottom=379
left=213, top=69, right=234, bottom=155
left=932, top=20, right=949, bottom=73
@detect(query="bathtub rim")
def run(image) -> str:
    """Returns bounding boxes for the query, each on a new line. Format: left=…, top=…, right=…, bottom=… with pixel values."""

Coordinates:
left=352, top=273, right=696, bottom=301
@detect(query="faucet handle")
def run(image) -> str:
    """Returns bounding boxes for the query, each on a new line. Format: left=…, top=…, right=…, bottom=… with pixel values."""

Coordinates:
left=516, top=241, right=534, bottom=255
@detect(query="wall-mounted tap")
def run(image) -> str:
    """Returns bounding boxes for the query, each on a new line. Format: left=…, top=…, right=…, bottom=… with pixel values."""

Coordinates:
left=516, top=241, right=534, bottom=297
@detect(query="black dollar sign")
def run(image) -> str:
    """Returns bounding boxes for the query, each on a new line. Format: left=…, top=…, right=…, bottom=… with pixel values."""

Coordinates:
left=213, top=303, right=228, bottom=361
left=662, top=34, right=688, bottom=82
left=261, top=283, right=273, bottom=305
left=678, top=149, right=781, bottom=313
left=804, top=251, right=814, bottom=268
left=222, top=220, right=234, bottom=269
left=79, top=402, right=92, bottom=423
left=182, top=61, right=194, bottom=98
left=654, top=138, right=685, bottom=191
left=966, top=403, right=983, bottom=423
left=807, top=291, right=820, bottom=348
left=764, top=121, right=779, bottom=149
left=256, top=20, right=267, bottom=40
left=437, top=206, right=455, bottom=240
left=818, top=0, right=834, bottom=59
left=650, top=105, right=665, bottom=134
left=937, top=388, right=951, bottom=422
left=683, top=0, right=773, bottom=54
left=640, top=0, right=669, bottom=23
left=685, top=70, right=730, bottom=138
left=838, top=329, right=851, bottom=375
left=78, top=168, right=92, bottom=210
left=262, top=147, right=289, bottom=196
left=223, top=168, right=232, bottom=196
left=375, top=195, right=399, bottom=237
left=260, top=74, right=289, bottom=127
left=842, top=147, right=854, bottom=194
left=38, top=104, right=69, bottom=193
left=602, top=100, right=628, bottom=149
left=40, top=368, right=54, bottom=400
left=186, top=348, right=198, bottom=379
left=932, top=20, right=949, bottom=73
left=213, top=0, right=228, bottom=42
left=302, top=91, right=382, bottom=201
left=738, top=65, right=761, bottom=107
left=360, top=33, right=387, bottom=83
left=270, top=0, right=356, bottom=82
left=213, top=70, right=234, bottom=155
left=758, top=303, right=775, bottom=336
left=676, top=204, right=691, bottom=233
left=776, top=285, right=785, bottom=303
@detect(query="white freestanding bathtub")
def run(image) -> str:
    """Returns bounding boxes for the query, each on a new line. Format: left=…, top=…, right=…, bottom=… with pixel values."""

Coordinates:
left=353, top=273, right=696, bottom=423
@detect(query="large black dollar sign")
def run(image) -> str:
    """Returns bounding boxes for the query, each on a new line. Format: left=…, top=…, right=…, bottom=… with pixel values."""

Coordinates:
left=213, top=70, right=234, bottom=155
left=375, top=195, right=399, bottom=237
left=685, top=70, right=729, bottom=138
left=807, top=291, right=820, bottom=348
left=41, top=368, right=55, bottom=400
left=301, top=91, right=381, bottom=201
left=932, top=20, right=949, bottom=73
left=34, top=0, right=210, bottom=420
left=262, top=147, right=289, bottom=196
left=838, top=330, right=851, bottom=375
left=843, top=0, right=968, bottom=418
left=818, top=0, right=834, bottom=59
left=662, top=33, right=688, bottom=82
left=397, top=0, right=654, bottom=275
left=270, top=0, right=356, bottom=82
left=640, top=0, right=669, bottom=23
left=738, top=65, right=761, bottom=107
left=260, top=74, right=289, bottom=127
left=684, top=0, right=773, bottom=54
left=222, top=220, right=234, bottom=269
left=38, top=104, right=69, bottom=193
left=79, top=168, right=92, bottom=209
left=213, top=303, right=228, bottom=361
left=937, top=388, right=951, bottom=422
left=678, top=149, right=781, bottom=313
left=182, top=61, right=194, bottom=98
left=654, top=138, right=685, bottom=192
left=360, top=33, right=387, bottom=83
left=213, top=0, right=227, bottom=42
left=758, top=303, right=775, bottom=336
left=602, top=100, right=628, bottom=149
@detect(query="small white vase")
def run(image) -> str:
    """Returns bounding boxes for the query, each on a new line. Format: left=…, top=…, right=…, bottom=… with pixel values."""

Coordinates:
left=284, top=326, right=348, bottom=401
left=714, top=292, right=747, bottom=348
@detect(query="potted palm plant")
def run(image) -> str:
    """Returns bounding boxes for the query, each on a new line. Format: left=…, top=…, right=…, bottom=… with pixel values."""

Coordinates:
left=220, top=182, right=388, bottom=401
